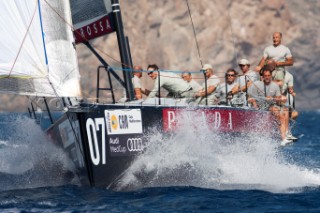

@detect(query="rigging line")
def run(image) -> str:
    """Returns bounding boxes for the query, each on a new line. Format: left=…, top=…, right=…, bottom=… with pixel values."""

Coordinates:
left=39, top=0, right=85, bottom=161
left=27, top=79, right=85, bottom=159
left=8, top=0, right=39, bottom=78
left=92, top=44, right=128, bottom=67
left=227, top=0, right=238, bottom=66
left=185, top=0, right=203, bottom=68
left=43, top=77, right=86, bottom=159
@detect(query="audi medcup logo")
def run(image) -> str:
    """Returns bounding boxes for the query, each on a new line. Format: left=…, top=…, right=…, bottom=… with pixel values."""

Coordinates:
left=127, top=138, right=143, bottom=152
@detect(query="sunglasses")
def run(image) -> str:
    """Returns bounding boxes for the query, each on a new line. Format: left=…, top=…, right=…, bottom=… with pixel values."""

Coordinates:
left=239, top=64, right=248, bottom=67
left=226, top=74, right=236, bottom=77
left=147, top=71, right=154, bottom=75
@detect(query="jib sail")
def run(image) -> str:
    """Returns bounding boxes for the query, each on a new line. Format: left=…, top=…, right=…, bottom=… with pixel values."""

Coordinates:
left=0, top=0, right=81, bottom=97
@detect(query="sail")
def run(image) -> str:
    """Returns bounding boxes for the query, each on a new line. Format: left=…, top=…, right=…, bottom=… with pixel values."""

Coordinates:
left=0, top=0, right=81, bottom=97
left=70, top=0, right=115, bottom=44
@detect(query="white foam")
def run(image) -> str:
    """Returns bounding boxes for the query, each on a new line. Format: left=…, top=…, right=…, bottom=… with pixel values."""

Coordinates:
left=0, top=115, right=77, bottom=191
left=116, top=110, right=320, bottom=193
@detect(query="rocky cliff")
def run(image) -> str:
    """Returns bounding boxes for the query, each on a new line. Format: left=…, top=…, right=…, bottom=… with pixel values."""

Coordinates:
left=1, top=0, right=319, bottom=111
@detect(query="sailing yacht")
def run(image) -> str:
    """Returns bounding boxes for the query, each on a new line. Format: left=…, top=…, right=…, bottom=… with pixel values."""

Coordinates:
left=0, top=0, right=278, bottom=189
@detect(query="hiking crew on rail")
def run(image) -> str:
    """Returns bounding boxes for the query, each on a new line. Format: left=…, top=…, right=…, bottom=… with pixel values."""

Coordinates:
left=127, top=32, right=297, bottom=144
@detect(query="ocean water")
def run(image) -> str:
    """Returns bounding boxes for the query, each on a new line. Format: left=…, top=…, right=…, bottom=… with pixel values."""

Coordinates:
left=0, top=110, right=320, bottom=212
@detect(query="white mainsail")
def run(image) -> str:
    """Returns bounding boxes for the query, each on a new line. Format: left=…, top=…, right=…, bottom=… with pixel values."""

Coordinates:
left=0, top=0, right=81, bottom=97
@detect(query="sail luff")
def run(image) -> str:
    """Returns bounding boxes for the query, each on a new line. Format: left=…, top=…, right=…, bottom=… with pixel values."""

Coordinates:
left=0, top=0, right=47, bottom=78
left=0, top=0, right=81, bottom=97
left=37, top=0, right=49, bottom=66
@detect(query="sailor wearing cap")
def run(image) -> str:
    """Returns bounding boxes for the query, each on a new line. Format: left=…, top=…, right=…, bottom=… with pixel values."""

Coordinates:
left=238, top=59, right=260, bottom=92
left=195, top=64, right=220, bottom=105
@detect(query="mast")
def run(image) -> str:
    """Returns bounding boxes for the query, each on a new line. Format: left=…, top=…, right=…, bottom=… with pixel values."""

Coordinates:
left=111, top=0, right=135, bottom=101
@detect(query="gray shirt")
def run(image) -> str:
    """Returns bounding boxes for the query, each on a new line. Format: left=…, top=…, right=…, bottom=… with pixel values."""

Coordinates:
left=282, top=71, right=294, bottom=94
left=263, top=44, right=292, bottom=73
left=216, top=81, right=238, bottom=101
left=248, top=81, right=281, bottom=108
left=189, top=79, right=202, bottom=92
left=239, top=70, right=260, bottom=88
left=196, top=75, right=221, bottom=105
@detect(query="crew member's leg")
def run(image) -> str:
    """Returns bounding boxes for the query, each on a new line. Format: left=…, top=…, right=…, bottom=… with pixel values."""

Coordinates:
left=269, top=105, right=286, bottom=140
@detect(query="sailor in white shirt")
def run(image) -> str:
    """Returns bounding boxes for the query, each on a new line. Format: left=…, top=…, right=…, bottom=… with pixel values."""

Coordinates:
left=256, top=32, right=294, bottom=83
left=181, top=71, right=202, bottom=97
left=282, top=71, right=299, bottom=121
left=238, top=59, right=260, bottom=92
left=147, top=64, right=193, bottom=99
left=216, top=69, right=240, bottom=105
left=132, top=65, right=148, bottom=99
left=195, top=64, right=220, bottom=105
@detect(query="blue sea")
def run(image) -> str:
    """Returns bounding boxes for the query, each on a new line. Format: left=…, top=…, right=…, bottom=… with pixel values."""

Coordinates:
left=0, top=110, right=320, bottom=212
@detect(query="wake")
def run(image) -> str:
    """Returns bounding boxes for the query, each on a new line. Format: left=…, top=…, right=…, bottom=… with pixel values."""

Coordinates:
left=0, top=114, right=78, bottom=191
left=115, top=110, right=320, bottom=193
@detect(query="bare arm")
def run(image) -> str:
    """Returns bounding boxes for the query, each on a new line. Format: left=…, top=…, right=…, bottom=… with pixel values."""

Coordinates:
left=255, top=57, right=266, bottom=72
left=275, top=57, right=294, bottom=67
left=197, top=85, right=217, bottom=97
left=134, top=88, right=142, bottom=99
left=240, top=81, right=253, bottom=92
left=231, top=84, right=240, bottom=94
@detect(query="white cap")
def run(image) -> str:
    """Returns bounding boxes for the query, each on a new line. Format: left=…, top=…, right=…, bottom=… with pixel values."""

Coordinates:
left=238, top=59, right=250, bottom=65
left=202, top=64, right=213, bottom=70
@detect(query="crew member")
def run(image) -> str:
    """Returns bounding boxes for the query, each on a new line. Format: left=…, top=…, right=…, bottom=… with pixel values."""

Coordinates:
left=248, top=68, right=290, bottom=145
left=147, top=64, right=194, bottom=99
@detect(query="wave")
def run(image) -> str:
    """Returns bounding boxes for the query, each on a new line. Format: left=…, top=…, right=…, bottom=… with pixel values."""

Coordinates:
left=115, top=110, right=320, bottom=193
left=0, top=114, right=78, bottom=191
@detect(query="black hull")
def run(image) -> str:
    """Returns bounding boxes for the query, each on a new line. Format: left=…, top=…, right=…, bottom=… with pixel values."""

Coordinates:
left=45, top=103, right=276, bottom=189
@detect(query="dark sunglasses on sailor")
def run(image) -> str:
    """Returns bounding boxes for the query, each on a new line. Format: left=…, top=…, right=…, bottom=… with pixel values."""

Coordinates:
left=147, top=71, right=154, bottom=75
left=226, top=74, right=236, bottom=77
left=239, top=64, right=248, bottom=67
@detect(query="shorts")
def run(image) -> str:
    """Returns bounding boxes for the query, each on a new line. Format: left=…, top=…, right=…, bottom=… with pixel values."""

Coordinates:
left=272, top=69, right=285, bottom=80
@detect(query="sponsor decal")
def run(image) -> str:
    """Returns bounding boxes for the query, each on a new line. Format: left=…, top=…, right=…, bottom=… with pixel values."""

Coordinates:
left=85, top=115, right=144, bottom=162
left=74, top=15, right=115, bottom=43
left=110, top=145, right=127, bottom=154
left=111, top=114, right=118, bottom=130
left=127, top=138, right=143, bottom=152
left=71, top=0, right=114, bottom=43
left=109, top=137, right=127, bottom=154
left=162, top=108, right=258, bottom=132
left=105, top=109, right=143, bottom=135
left=109, top=137, right=119, bottom=145
left=109, top=135, right=143, bottom=157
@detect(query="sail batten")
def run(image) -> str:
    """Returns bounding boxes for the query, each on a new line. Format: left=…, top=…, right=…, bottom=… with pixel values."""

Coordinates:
left=0, top=0, right=81, bottom=97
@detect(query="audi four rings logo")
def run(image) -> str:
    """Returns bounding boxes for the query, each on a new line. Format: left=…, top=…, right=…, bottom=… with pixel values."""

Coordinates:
left=127, top=138, right=143, bottom=152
